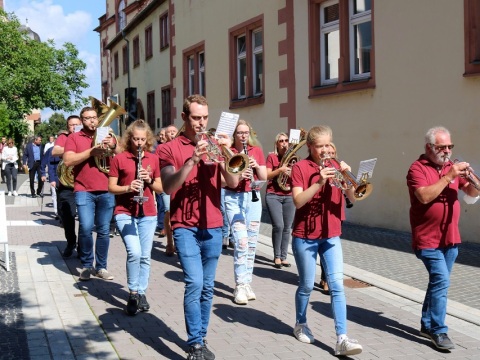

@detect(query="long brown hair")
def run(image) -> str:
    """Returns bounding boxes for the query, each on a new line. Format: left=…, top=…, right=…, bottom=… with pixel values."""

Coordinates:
left=120, top=119, right=155, bottom=153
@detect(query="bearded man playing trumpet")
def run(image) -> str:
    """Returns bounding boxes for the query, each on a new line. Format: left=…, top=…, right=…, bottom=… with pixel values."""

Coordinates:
left=406, top=126, right=480, bottom=351
left=63, top=106, right=118, bottom=282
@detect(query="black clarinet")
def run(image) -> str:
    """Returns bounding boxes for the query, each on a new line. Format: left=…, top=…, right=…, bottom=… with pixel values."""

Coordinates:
left=133, top=145, right=148, bottom=217
left=343, top=192, right=354, bottom=208
left=243, top=142, right=259, bottom=202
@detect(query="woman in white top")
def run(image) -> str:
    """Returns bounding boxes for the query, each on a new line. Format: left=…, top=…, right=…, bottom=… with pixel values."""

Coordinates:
left=2, top=138, right=19, bottom=196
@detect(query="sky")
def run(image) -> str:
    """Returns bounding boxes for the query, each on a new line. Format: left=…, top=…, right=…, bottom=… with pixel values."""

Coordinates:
left=4, top=0, right=106, bottom=120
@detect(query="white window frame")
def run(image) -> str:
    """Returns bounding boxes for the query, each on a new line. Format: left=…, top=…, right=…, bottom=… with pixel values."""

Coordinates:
left=236, top=34, right=247, bottom=99
left=118, top=0, right=126, bottom=31
left=349, top=0, right=371, bottom=80
left=198, top=52, right=205, bottom=96
left=252, top=29, right=263, bottom=95
left=320, top=0, right=340, bottom=86
left=188, top=55, right=195, bottom=96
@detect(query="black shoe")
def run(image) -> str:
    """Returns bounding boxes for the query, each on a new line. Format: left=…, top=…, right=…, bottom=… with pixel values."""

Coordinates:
left=187, top=343, right=205, bottom=360
left=202, top=339, right=215, bottom=360
left=62, top=246, right=75, bottom=258
left=222, top=244, right=227, bottom=250
left=126, top=293, right=139, bottom=316
left=419, top=326, right=431, bottom=339
left=37, top=193, right=43, bottom=198
left=138, top=294, right=150, bottom=311
left=31, top=194, right=37, bottom=198
left=430, top=333, right=455, bottom=350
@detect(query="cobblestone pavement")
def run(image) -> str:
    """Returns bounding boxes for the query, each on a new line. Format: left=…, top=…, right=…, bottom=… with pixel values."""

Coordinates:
left=1, top=176, right=479, bottom=359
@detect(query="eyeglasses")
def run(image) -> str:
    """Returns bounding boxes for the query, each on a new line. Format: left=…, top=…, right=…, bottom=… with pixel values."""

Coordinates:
left=236, top=131, right=250, bottom=136
left=430, top=143, right=454, bottom=151
left=278, top=139, right=288, bottom=143
left=82, top=116, right=98, bottom=121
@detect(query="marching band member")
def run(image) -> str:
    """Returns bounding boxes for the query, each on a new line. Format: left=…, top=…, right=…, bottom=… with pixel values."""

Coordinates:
left=265, top=132, right=296, bottom=268
left=290, top=125, right=362, bottom=356
left=108, top=119, right=162, bottom=316
left=224, top=119, right=267, bottom=305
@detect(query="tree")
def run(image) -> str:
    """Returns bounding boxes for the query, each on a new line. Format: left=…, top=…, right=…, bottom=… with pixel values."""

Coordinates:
left=0, top=102, right=29, bottom=148
left=34, top=113, right=68, bottom=144
left=0, top=9, right=89, bottom=122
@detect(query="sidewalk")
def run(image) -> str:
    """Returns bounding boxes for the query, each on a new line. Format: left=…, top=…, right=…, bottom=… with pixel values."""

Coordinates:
left=1, top=175, right=479, bottom=359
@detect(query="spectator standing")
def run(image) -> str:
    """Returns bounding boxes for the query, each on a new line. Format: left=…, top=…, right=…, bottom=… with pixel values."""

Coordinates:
left=2, top=138, right=19, bottom=196
left=44, top=135, right=55, bottom=154
left=406, top=126, right=480, bottom=350
left=22, top=135, right=44, bottom=198
left=0, top=136, right=7, bottom=183
left=63, top=107, right=117, bottom=281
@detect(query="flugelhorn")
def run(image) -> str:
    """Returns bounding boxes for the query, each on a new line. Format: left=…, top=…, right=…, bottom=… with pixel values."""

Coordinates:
left=195, top=128, right=249, bottom=174
left=277, top=129, right=306, bottom=191
left=320, top=156, right=373, bottom=200
left=446, top=157, right=480, bottom=191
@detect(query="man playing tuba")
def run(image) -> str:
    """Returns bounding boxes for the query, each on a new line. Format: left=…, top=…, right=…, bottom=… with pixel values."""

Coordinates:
left=63, top=105, right=119, bottom=281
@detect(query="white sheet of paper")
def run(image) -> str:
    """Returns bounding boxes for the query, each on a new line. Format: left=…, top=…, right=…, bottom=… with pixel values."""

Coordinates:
left=251, top=180, right=266, bottom=191
left=74, top=125, right=83, bottom=133
left=94, top=127, right=110, bottom=144
left=216, top=112, right=239, bottom=138
left=356, top=158, right=377, bottom=182
left=289, top=129, right=301, bottom=144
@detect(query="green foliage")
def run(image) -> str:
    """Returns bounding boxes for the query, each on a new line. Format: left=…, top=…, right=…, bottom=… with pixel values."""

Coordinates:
left=34, top=113, right=67, bottom=144
left=0, top=9, right=89, bottom=121
left=0, top=102, right=29, bottom=147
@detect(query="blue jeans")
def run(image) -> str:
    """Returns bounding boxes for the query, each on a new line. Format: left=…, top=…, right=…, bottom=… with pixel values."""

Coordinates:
left=220, top=188, right=230, bottom=239
left=115, top=214, right=156, bottom=294
left=265, top=193, right=295, bottom=260
left=75, top=191, right=115, bottom=271
left=415, top=246, right=458, bottom=334
left=156, top=193, right=165, bottom=230
left=292, top=236, right=347, bottom=335
left=174, top=227, right=222, bottom=346
left=224, top=189, right=262, bottom=285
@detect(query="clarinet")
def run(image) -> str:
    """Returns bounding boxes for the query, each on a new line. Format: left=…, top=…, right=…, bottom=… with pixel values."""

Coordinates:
left=243, top=142, right=259, bottom=202
left=133, top=145, right=148, bottom=217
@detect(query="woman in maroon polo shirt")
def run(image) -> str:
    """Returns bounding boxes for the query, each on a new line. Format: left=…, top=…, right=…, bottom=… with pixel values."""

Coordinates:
left=108, top=120, right=163, bottom=316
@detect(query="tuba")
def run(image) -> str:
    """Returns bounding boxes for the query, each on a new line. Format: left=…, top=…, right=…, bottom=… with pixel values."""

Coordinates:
left=57, top=160, right=74, bottom=187
left=277, top=129, right=306, bottom=191
left=90, top=96, right=126, bottom=173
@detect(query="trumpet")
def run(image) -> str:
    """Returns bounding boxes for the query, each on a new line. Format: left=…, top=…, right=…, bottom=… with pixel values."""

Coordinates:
left=446, top=157, right=480, bottom=191
left=195, top=128, right=249, bottom=175
left=320, top=155, right=373, bottom=200
left=133, top=145, right=149, bottom=217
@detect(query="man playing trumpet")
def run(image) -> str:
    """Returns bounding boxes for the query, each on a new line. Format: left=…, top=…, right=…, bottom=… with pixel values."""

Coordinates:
left=406, top=126, right=480, bottom=350
left=63, top=106, right=118, bottom=281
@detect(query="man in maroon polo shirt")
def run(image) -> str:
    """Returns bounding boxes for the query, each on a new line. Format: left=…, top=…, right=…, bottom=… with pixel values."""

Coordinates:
left=157, top=94, right=239, bottom=360
left=63, top=106, right=117, bottom=281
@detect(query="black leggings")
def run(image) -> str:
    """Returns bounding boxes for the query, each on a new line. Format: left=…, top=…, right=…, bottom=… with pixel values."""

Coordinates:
left=4, top=163, right=17, bottom=192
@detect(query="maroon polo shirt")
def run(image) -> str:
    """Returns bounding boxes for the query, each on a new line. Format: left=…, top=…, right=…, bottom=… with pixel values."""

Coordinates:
left=266, top=152, right=292, bottom=195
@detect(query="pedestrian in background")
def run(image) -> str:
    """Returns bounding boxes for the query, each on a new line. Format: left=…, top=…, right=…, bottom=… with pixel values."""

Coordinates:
left=0, top=136, right=7, bottom=183
left=2, top=138, right=19, bottom=196
left=406, top=126, right=480, bottom=350
left=22, top=135, right=44, bottom=198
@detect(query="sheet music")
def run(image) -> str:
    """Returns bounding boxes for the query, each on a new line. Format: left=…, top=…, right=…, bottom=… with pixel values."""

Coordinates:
left=94, top=126, right=110, bottom=144
left=289, top=129, right=301, bottom=144
left=356, top=158, right=377, bottom=182
left=251, top=180, right=266, bottom=191
left=216, top=112, right=239, bottom=138
left=74, top=125, right=83, bottom=133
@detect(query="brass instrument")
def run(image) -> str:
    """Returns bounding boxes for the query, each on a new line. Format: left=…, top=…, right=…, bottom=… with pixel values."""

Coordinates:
left=133, top=145, right=149, bottom=217
left=447, top=157, right=480, bottom=191
left=90, top=96, right=126, bottom=173
left=243, top=142, right=259, bottom=202
left=195, top=128, right=249, bottom=174
left=277, top=129, right=306, bottom=191
left=57, top=160, right=74, bottom=187
left=320, top=156, right=373, bottom=200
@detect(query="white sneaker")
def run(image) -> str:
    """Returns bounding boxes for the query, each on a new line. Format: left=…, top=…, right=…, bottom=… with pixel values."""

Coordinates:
left=335, top=337, right=363, bottom=356
left=233, top=284, right=248, bottom=305
left=7, top=191, right=12, bottom=196
left=96, top=268, right=114, bottom=280
left=244, top=284, right=256, bottom=301
left=13, top=191, right=18, bottom=196
left=293, top=322, right=315, bottom=343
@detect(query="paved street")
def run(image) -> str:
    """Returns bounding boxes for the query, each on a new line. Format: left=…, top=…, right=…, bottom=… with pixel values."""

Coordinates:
left=1, top=174, right=479, bottom=359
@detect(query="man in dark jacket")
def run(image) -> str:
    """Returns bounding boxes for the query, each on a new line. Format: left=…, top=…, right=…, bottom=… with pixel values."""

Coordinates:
left=22, top=135, right=44, bottom=198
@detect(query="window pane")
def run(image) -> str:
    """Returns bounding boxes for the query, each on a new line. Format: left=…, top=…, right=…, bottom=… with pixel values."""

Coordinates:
left=324, top=30, right=339, bottom=81
left=324, top=3, right=339, bottom=23
left=353, top=22, right=371, bottom=75
left=237, top=35, right=246, bottom=56
left=254, top=30, right=262, bottom=48
left=353, top=0, right=371, bottom=14
left=188, top=56, right=195, bottom=95
left=238, top=57, right=246, bottom=98
left=254, top=52, right=263, bottom=95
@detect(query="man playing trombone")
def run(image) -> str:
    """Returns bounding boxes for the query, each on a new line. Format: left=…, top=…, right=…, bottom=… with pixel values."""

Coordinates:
left=406, top=126, right=480, bottom=350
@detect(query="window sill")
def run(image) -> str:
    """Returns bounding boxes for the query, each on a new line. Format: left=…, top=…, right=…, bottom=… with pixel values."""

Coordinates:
left=310, top=77, right=375, bottom=98
left=229, top=95, right=265, bottom=109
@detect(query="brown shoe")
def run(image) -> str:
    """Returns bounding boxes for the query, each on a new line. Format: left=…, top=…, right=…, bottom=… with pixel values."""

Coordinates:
left=158, top=229, right=166, bottom=238
left=320, top=280, right=329, bottom=293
